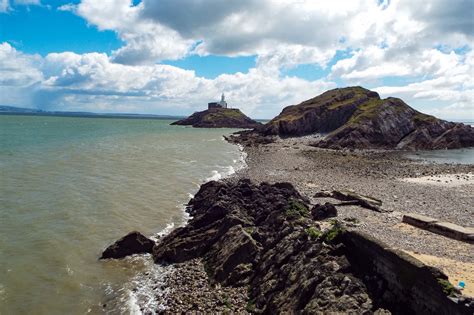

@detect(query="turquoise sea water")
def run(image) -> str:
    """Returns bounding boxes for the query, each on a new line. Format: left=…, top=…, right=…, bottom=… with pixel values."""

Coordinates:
left=0, top=115, right=244, bottom=314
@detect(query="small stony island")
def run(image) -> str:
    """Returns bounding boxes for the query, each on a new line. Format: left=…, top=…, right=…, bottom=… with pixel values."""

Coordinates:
left=171, top=93, right=261, bottom=128
left=101, top=86, right=474, bottom=314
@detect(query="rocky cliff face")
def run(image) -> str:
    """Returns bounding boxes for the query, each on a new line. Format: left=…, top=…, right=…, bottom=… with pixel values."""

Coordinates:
left=259, top=87, right=474, bottom=150
left=149, top=179, right=472, bottom=314
left=171, top=108, right=261, bottom=128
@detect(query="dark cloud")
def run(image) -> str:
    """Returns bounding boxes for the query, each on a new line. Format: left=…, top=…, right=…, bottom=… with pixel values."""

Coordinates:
left=419, top=0, right=474, bottom=36
left=140, top=0, right=262, bottom=38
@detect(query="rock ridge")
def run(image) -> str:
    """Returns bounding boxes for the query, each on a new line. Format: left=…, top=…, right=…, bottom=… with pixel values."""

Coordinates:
left=234, top=86, right=474, bottom=150
left=146, top=179, right=472, bottom=313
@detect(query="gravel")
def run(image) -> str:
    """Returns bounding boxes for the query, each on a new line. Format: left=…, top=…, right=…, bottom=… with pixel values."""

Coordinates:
left=236, top=137, right=474, bottom=263
left=155, top=259, right=249, bottom=314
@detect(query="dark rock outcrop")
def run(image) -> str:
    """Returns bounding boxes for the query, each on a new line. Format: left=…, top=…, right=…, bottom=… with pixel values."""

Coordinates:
left=315, top=189, right=384, bottom=212
left=151, top=179, right=472, bottom=313
left=245, top=86, right=474, bottom=150
left=100, top=231, right=155, bottom=259
left=311, top=202, right=338, bottom=220
left=171, top=108, right=261, bottom=128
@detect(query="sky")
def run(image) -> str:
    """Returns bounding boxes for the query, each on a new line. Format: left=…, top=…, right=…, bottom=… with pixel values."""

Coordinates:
left=0, top=0, right=473, bottom=119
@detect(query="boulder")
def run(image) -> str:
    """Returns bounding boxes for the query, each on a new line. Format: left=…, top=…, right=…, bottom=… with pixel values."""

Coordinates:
left=311, top=203, right=338, bottom=220
left=100, top=231, right=155, bottom=259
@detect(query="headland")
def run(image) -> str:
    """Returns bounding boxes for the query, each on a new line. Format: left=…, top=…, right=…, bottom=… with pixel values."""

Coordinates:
left=101, top=87, right=474, bottom=313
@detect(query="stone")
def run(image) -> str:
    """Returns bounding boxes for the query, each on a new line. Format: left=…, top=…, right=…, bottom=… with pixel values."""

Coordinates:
left=311, top=203, right=338, bottom=220
left=402, top=213, right=438, bottom=228
left=205, top=225, right=260, bottom=285
left=100, top=231, right=155, bottom=259
left=314, top=189, right=384, bottom=212
left=151, top=180, right=374, bottom=312
left=402, top=214, right=473, bottom=243
left=431, top=222, right=474, bottom=243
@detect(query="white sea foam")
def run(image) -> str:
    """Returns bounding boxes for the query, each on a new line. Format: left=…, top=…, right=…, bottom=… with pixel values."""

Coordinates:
left=126, top=267, right=172, bottom=314
left=149, top=222, right=176, bottom=242
left=204, top=144, right=247, bottom=182
left=66, top=265, right=74, bottom=276
left=206, top=170, right=223, bottom=181
left=0, top=283, right=5, bottom=302
left=125, top=264, right=173, bottom=314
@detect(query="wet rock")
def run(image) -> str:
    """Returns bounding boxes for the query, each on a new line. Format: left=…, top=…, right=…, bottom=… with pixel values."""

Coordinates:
left=100, top=231, right=154, bottom=259
left=311, top=202, right=338, bottom=220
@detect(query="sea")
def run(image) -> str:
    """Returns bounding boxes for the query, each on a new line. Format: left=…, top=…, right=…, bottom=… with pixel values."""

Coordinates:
left=0, top=115, right=245, bottom=314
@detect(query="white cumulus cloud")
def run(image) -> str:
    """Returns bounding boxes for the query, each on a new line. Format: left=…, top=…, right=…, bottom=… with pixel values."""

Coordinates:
left=1, top=0, right=473, bottom=119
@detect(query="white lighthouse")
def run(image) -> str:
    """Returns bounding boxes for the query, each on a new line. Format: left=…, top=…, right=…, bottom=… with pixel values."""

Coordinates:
left=208, top=92, right=229, bottom=109
left=219, top=93, right=228, bottom=108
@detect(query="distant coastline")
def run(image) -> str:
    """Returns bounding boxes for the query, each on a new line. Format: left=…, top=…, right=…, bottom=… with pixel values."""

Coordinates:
left=0, top=106, right=185, bottom=120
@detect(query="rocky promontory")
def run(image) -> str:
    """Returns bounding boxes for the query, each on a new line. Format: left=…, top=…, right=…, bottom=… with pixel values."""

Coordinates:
left=242, top=87, right=473, bottom=150
left=103, top=179, right=473, bottom=313
left=171, top=108, right=261, bottom=128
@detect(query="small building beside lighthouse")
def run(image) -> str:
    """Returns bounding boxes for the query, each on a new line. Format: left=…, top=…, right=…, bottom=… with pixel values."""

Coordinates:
left=208, top=93, right=228, bottom=109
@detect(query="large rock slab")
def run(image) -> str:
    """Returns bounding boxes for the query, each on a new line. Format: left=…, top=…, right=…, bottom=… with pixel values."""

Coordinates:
left=402, top=213, right=438, bottom=228
left=205, top=224, right=260, bottom=286
left=152, top=180, right=374, bottom=313
left=100, top=231, right=155, bottom=259
left=402, top=214, right=474, bottom=243
left=431, top=222, right=474, bottom=243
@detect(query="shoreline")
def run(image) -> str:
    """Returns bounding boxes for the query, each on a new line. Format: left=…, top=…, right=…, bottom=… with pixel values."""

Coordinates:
left=129, top=136, right=473, bottom=312
left=120, top=139, right=250, bottom=313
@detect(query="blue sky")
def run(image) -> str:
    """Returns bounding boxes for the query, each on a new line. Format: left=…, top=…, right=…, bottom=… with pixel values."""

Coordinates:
left=0, top=0, right=473, bottom=119
left=0, top=1, right=122, bottom=55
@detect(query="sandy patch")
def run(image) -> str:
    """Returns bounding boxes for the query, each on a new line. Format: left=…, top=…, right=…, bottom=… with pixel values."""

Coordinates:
left=401, top=173, right=474, bottom=187
left=403, top=250, right=474, bottom=298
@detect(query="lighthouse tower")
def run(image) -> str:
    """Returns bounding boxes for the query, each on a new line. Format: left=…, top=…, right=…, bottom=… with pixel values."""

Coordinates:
left=219, top=93, right=228, bottom=108
left=208, top=92, right=229, bottom=109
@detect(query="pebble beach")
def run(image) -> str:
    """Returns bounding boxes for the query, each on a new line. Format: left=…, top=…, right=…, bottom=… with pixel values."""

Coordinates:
left=147, top=136, right=474, bottom=313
